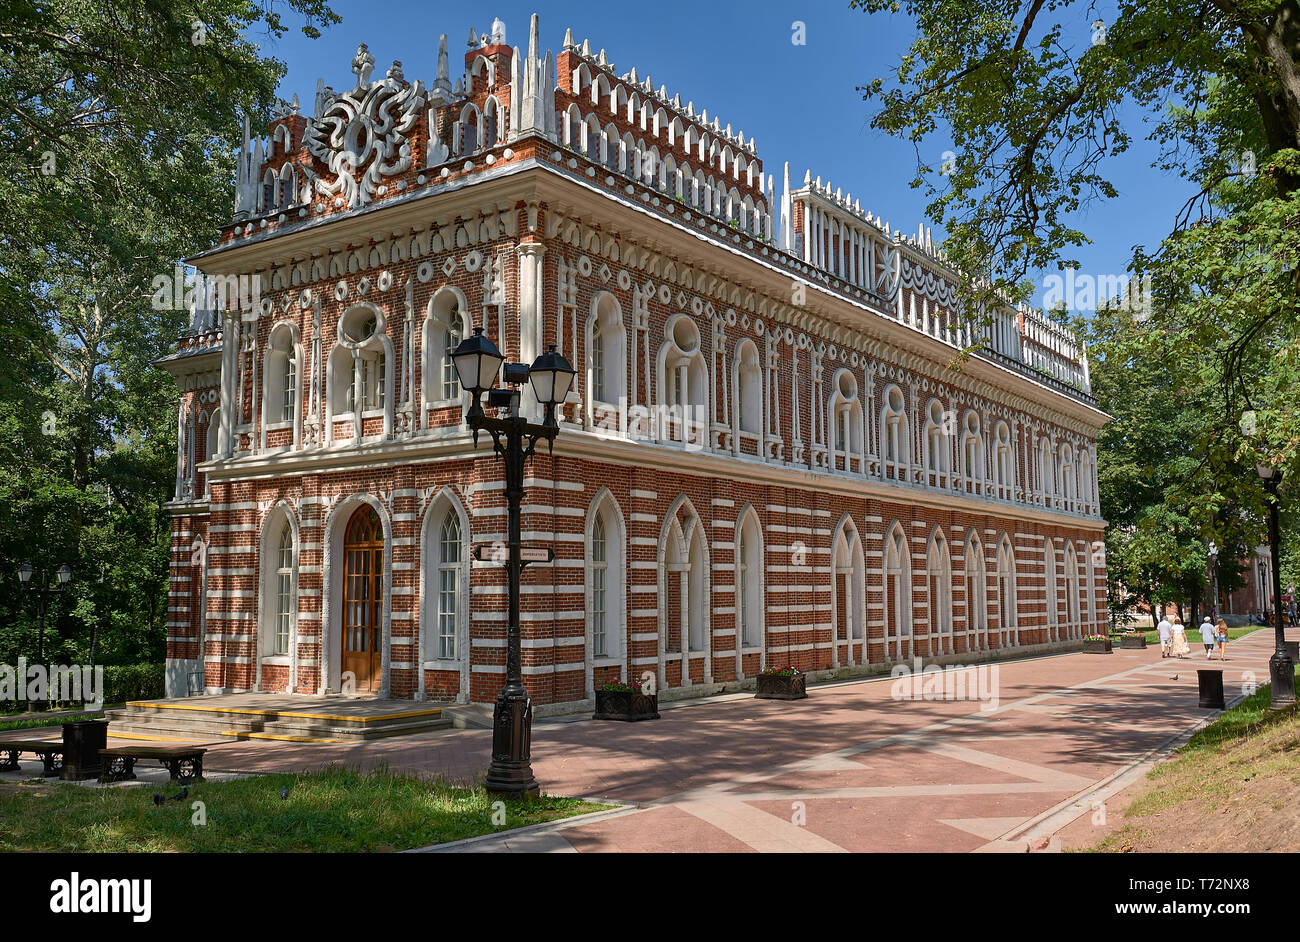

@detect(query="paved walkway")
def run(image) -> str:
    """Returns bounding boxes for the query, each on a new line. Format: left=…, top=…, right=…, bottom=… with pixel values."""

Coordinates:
left=4, top=631, right=1276, bottom=851
left=192, top=629, right=1277, bottom=852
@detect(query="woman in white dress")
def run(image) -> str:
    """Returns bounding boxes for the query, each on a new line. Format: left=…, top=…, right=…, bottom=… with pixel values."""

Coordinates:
left=1170, top=615, right=1190, bottom=658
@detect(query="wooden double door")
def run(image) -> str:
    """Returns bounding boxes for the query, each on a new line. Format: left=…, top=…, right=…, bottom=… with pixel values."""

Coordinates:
left=342, top=506, right=383, bottom=694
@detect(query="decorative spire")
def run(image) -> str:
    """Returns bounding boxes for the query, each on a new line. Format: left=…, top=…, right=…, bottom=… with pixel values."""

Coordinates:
left=431, top=33, right=452, bottom=102
left=781, top=162, right=793, bottom=252
left=563, top=27, right=574, bottom=48
left=509, top=13, right=557, bottom=143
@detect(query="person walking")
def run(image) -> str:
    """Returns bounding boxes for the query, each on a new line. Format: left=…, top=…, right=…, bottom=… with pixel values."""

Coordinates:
left=1170, top=615, right=1190, bottom=658
left=1215, top=617, right=1229, bottom=661
left=1200, top=616, right=1216, bottom=659
left=1156, top=611, right=1173, bottom=658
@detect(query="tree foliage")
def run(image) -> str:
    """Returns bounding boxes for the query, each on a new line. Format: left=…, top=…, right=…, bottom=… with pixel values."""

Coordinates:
left=0, top=0, right=337, bottom=667
left=855, top=0, right=1300, bottom=614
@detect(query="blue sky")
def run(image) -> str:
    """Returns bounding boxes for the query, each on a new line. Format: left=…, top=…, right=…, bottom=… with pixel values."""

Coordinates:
left=257, top=0, right=1195, bottom=310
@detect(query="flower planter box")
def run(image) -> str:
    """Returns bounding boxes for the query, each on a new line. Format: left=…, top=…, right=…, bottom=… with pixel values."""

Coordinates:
left=755, top=672, right=807, bottom=700
left=1119, top=635, right=1147, bottom=649
left=593, top=688, right=660, bottom=721
left=1082, top=638, right=1113, bottom=654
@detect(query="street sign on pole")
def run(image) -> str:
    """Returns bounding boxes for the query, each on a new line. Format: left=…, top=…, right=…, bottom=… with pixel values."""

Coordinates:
left=473, top=544, right=553, bottom=564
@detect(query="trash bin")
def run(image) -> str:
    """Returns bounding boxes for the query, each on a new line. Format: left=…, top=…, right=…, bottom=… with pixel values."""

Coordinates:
left=1197, top=670, right=1226, bottom=710
left=61, top=719, right=108, bottom=781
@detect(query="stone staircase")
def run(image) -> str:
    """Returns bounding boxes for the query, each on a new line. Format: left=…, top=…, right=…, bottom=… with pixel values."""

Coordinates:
left=104, top=697, right=454, bottom=743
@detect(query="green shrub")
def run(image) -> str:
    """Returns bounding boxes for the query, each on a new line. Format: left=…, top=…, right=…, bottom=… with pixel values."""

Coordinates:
left=100, top=662, right=165, bottom=704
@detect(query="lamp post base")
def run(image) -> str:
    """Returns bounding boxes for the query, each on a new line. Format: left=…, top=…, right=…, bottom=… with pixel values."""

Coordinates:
left=484, top=687, right=539, bottom=797
left=1269, top=650, right=1296, bottom=709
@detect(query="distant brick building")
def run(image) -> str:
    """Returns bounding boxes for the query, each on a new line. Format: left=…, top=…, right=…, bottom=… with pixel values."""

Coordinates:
left=158, top=14, right=1108, bottom=704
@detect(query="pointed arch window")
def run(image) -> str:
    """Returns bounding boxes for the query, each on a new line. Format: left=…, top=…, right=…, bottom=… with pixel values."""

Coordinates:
left=927, top=529, right=953, bottom=654
left=1044, top=539, right=1059, bottom=641
left=997, top=535, right=1017, bottom=646
left=964, top=534, right=988, bottom=652
left=437, top=511, right=462, bottom=660
left=736, top=510, right=764, bottom=650
left=832, top=519, right=866, bottom=667
left=1065, top=542, right=1082, bottom=638
left=587, top=495, right=626, bottom=673
left=274, top=527, right=293, bottom=655
left=884, top=524, right=912, bottom=660
left=592, top=516, right=608, bottom=657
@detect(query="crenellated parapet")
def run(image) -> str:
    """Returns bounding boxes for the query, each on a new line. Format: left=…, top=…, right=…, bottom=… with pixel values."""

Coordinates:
left=786, top=173, right=1091, bottom=397
left=215, top=10, right=1091, bottom=405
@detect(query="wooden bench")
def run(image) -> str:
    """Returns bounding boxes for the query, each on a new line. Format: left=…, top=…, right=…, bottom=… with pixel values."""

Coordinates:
left=98, top=745, right=206, bottom=785
left=0, top=739, right=65, bottom=777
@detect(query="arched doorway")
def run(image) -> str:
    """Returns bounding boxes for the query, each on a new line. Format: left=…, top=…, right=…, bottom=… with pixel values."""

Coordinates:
left=343, top=505, right=384, bottom=693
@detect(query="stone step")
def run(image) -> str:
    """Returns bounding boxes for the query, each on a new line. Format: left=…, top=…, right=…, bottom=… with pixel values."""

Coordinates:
left=105, top=700, right=454, bottom=742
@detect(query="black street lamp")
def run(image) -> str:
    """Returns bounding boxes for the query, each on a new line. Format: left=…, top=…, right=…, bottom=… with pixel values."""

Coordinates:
left=1207, top=541, right=1220, bottom=618
left=451, top=328, right=575, bottom=797
left=18, top=563, right=72, bottom=710
left=1256, top=463, right=1294, bottom=708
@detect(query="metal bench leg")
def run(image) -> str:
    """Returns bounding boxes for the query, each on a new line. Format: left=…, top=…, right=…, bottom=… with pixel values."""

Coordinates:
left=40, top=752, right=63, bottom=778
left=0, top=750, right=18, bottom=772
left=166, top=756, right=204, bottom=785
left=98, top=756, right=136, bottom=783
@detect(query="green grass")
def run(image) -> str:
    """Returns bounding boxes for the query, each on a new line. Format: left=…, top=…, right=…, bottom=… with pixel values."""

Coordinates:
left=0, top=765, right=614, bottom=852
left=1086, top=668, right=1300, bottom=849
left=1175, top=667, right=1299, bottom=756
left=0, top=709, right=114, bottom=734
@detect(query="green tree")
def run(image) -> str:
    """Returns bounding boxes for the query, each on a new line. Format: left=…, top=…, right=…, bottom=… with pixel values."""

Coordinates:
left=853, top=0, right=1300, bottom=462
left=854, top=0, right=1300, bottom=620
left=0, top=0, right=337, bottom=677
left=1086, top=302, right=1258, bottom=625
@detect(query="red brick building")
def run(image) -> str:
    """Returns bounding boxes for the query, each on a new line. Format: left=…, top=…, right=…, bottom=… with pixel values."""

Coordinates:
left=158, top=14, right=1109, bottom=705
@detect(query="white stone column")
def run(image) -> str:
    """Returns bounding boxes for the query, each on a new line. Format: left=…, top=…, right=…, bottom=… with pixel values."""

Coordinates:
left=517, top=243, right=546, bottom=420
left=217, top=312, right=237, bottom=458
left=174, top=400, right=187, bottom=499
